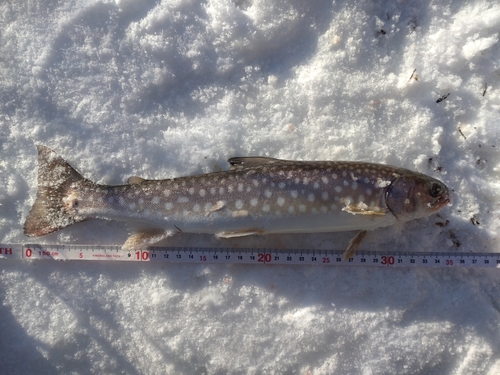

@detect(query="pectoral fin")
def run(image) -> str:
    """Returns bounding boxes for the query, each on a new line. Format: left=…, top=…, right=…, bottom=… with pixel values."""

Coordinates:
left=216, top=229, right=264, bottom=238
left=122, top=227, right=175, bottom=250
left=343, top=230, right=368, bottom=260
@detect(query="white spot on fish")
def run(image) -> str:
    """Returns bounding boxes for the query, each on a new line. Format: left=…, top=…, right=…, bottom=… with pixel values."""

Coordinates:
left=204, top=203, right=212, bottom=212
left=341, top=196, right=353, bottom=205
left=235, top=200, right=244, bottom=209
left=298, top=204, right=306, bottom=212
left=343, top=180, right=349, bottom=186
left=313, top=182, right=320, bottom=189
left=366, top=188, right=372, bottom=196
left=335, top=186, right=342, bottom=193
left=332, top=173, right=338, bottom=180
left=277, top=196, right=285, bottom=207
left=322, top=176, right=329, bottom=184
left=303, top=177, right=310, bottom=185
left=290, top=190, right=298, bottom=199
left=376, top=178, right=391, bottom=188
left=163, top=190, right=170, bottom=197
left=265, top=190, right=272, bottom=198
left=210, top=187, right=216, bottom=195
left=342, top=171, right=347, bottom=177
left=129, top=203, right=136, bottom=210
left=238, top=183, right=244, bottom=192
left=119, top=197, right=125, bottom=206
left=308, top=193, right=315, bottom=202
left=279, top=182, right=286, bottom=189
left=262, top=204, right=270, bottom=212
left=228, top=185, right=234, bottom=193
left=253, top=179, right=259, bottom=187
left=288, top=205, right=295, bottom=213
left=151, top=196, right=160, bottom=205
left=193, top=204, right=200, bottom=212
left=165, top=202, right=172, bottom=210
left=232, top=210, right=249, bottom=218
left=219, top=187, right=225, bottom=195
left=138, top=198, right=144, bottom=205
left=178, top=196, right=189, bottom=203
left=189, top=187, right=195, bottom=195
left=250, top=198, right=258, bottom=207
left=352, top=181, right=358, bottom=190
left=199, top=189, right=206, bottom=197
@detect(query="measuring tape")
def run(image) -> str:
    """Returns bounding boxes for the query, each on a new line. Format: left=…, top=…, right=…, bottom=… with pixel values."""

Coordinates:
left=0, top=243, right=499, bottom=268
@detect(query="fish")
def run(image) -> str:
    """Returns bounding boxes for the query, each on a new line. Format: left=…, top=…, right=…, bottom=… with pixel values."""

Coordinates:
left=24, top=145, right=451, bottom=259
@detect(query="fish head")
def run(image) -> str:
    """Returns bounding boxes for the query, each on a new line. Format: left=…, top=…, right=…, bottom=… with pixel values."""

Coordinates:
left=385, top=174, right=450, bottom=221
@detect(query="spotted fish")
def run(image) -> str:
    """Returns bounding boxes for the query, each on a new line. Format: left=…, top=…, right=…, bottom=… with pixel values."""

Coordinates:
left=24, top=146, right=451, bottom=258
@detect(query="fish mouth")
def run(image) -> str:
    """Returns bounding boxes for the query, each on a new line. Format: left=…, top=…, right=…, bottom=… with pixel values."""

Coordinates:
left=432, top=194, right=451, bottom=210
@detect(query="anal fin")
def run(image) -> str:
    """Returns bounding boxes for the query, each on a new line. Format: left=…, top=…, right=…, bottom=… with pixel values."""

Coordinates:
left=216, top=229, right=264, bottom=238
left=343, top=230, right=368, bottom=260
left=343, top=205, right=386, bottom=216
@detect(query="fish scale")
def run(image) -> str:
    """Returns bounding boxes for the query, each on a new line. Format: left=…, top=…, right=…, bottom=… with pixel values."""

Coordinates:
left=24, top=146, right=451, bottom=258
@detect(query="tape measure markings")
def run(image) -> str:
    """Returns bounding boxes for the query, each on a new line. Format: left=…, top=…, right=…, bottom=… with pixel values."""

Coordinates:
left=0, top=244, right=499, bottom=268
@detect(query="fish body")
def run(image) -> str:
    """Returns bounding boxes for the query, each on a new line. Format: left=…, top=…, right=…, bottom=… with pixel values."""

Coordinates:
left=24, top=146, right=450, bottom=256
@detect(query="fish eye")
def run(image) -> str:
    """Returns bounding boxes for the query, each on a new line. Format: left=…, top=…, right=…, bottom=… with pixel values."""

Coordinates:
left=429, top=182, right=443, bottom=197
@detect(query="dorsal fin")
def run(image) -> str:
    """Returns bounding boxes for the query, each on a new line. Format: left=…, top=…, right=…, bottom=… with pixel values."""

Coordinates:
left=128, top=176, right=146, bottom=184
left=228, top=157, right=282, bottom=170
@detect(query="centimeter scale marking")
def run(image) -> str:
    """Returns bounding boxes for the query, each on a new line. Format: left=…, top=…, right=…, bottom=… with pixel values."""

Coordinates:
left=0, top=243, right=499, bottom=268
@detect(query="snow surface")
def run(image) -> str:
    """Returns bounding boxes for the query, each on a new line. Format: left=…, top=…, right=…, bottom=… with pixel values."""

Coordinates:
left=1, top=0, right=500, bottom=373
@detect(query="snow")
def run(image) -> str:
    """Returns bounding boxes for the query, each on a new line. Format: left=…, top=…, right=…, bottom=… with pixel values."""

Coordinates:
left=1, top=0, right=500, bottom=373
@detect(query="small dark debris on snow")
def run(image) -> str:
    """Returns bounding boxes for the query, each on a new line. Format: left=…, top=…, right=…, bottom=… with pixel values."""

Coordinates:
left=458, top=127, right=466, bottom=139
left=448, top=231, right=461, bottom=247
left=470, top=216, right=480, bottom=226
left=409, top=69, right=418, bottom=81
left=435, top=219, right=449, bottom=227
left=436, top=93, right=450, bottom=103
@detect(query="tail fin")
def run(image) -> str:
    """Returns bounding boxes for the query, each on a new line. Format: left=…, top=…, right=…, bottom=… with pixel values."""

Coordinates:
left=24, top=145, right=88, bottom=237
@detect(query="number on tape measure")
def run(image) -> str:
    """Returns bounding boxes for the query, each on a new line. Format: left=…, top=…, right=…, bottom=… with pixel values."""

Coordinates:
left=136, top=251, right=149, bottom=261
